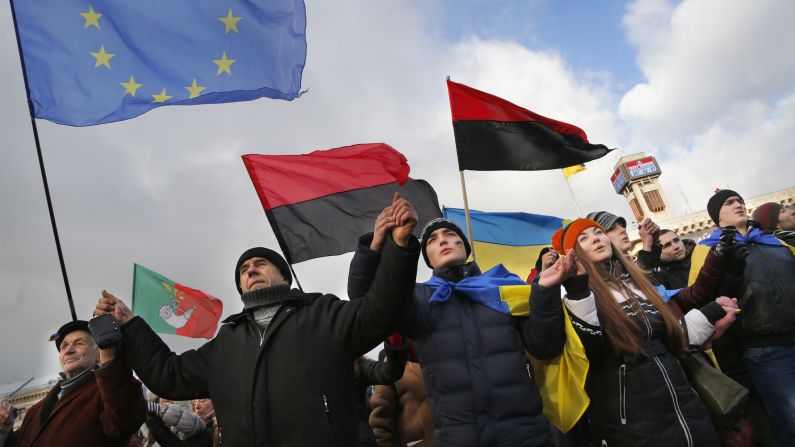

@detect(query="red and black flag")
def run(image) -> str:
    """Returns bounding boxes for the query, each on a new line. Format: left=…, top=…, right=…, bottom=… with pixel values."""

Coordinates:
left=243, top=143, right=442, bottom=264
left=447, top=79, right=612, bottom=171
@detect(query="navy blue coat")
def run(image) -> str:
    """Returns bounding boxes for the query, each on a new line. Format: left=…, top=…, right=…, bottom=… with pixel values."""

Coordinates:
left=349, top=234, right=565, bottom=447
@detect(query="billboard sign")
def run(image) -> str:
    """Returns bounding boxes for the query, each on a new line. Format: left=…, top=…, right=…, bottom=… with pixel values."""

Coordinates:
left=625, top=156, right=660, bottom=179
left=611, top=167, right=627, bottom=193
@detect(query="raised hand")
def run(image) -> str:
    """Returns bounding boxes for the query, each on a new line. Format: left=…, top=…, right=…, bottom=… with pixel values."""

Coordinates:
left=390, top=193, right=418, bottom=247
left=538, top=251, right=579, bottom=287
left=639, top=218, right=660, bottom=250
left=94, top=290, right=134, bottom=325
left=370, top=206, right=397, bottom=251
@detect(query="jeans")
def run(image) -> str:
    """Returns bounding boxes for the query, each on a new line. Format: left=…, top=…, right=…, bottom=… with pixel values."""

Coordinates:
left=743, top=345, right=795, bottom=447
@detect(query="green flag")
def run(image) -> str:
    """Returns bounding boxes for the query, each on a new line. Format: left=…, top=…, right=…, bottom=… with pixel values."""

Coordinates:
left=132, top=264, right=223, bottom=339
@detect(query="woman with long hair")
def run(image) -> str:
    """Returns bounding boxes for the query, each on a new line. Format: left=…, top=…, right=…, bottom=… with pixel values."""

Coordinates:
left=551, top=219, right=735, bottom=447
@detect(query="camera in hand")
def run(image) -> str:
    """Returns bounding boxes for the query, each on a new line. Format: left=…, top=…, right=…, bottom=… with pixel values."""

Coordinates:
left=89, top=314, right=122, bottom=349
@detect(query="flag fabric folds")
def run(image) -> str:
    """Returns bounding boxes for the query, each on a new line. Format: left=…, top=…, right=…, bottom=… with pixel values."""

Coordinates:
left=562, top=164, right=586, bottom=179
left=443, top=207, right=566, bottom=280
left=132, top=264, right=223, bottom=339
left=11, top=0, right=307, bottom=126
left=243, top=143, right=442, bottom=264
left=447, top=79, right=611, bottom=171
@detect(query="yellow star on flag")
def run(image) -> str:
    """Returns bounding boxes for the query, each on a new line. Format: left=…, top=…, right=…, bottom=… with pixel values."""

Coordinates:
left=152, top=88, right=172, bottom=103
left=218, top=9, right=242, bottom=34
left=213, top=51, right=235, bottom=76
left=185, top=79, right=206, bottom=99
left=120, top=75, right=143, bottom=97
left=80, top=5, right=102, bottom=29
left=90, top=45, right=115, bottom=69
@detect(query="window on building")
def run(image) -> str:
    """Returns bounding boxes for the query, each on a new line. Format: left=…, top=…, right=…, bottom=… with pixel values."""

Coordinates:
left=629, top=197, right=644, bottom=221
left=643, top=189, right=666, bottom=212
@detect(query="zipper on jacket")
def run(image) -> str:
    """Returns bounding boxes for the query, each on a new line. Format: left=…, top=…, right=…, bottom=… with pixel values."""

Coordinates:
left=526, top=363, right=532, bottom=380
left=322, top=393, right=339, bottom=446
left=652, top=356, right=693, bottom=447
left=618, top=364, right=627, bottom=425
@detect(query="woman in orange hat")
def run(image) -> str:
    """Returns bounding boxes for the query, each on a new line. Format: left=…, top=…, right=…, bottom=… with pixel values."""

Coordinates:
left=551, top=219, right=736, bottom=447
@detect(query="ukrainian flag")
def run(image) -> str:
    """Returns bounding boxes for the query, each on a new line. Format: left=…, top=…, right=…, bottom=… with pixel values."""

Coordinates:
left=444, top=207, right=588, bottom=432
left=443, top=207, right=568, bottom=280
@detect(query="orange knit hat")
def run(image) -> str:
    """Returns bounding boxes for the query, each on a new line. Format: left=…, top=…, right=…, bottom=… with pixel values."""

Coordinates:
left=551, top=218, right=604, bottom=254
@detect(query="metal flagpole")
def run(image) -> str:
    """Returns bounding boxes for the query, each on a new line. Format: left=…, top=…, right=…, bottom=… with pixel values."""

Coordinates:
left=287, top=263, right=304, bottom=292
left=563, top=175, right=583, bottom=218
left=458, top=171, right=476, bottom=261
left=10, top=1, right=77, bottom=321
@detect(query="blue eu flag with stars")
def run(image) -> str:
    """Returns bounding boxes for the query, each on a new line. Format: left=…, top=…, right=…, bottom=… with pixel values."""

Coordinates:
left=11, top=0, right=307, bottom=126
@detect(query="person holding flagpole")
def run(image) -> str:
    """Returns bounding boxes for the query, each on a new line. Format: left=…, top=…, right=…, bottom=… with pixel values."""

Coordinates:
left=94, top=193, right=421, bottom=447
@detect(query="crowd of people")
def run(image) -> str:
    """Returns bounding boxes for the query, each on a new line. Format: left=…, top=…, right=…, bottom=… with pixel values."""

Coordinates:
left=0, top=190, right=794, bottom=447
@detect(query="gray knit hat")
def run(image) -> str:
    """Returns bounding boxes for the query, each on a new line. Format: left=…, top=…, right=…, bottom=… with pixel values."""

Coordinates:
left=585, top=211, right=627, bottom=232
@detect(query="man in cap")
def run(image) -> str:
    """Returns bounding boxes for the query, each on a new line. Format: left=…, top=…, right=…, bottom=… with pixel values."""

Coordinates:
left=348, top=216, right=572, bottom=447
left=0, top=320, right=146, bottom=447
left=700, top=189, right=795, bottom=445
left=752, top=202, right=795, bottom=246
left=586, top=211, right=663, bottom=270
left=94, top=193, right=421, bottom=446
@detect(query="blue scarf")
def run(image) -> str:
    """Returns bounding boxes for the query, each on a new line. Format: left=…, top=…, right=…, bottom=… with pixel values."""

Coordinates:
left=700, top=227, right=783, bottom=247
left=423, top=264, right=528, bottom=315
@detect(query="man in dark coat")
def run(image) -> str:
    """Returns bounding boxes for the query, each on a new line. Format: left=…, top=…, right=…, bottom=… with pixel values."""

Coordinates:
left=702, top=190, right=795, bottom=446
left=0, top=320, right=146, bottom=447
left=349, top=217, right=571, bottom=447
left=94, top=194, right=421, bottom=446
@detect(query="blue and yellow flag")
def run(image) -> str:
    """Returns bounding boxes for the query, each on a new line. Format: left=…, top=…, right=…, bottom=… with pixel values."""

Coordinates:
left=11, top=0, right=307, bottom=126
left=444, top=207, right=588, bottom=432
left=443, top=207, right=567, bottom=280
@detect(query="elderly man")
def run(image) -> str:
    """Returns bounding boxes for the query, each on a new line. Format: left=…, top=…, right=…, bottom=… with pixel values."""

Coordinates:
left=348, top=217, right=570, bottom=447
left=0, top=320, right=146, bottom=447
left=94, top=193, right=420, bottom=446
left=700, top=190, right=795, bottom=446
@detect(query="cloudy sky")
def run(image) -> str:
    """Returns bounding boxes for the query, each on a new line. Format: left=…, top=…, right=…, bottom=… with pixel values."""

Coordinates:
left=1, top=0, right=793, bottom=385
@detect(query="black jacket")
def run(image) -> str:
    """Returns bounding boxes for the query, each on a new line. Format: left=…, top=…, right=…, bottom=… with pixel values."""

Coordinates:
left=731, top=241, right=795, bottom=346
left=349, top=234, right=564, bottom=447
left=564, top=283, right=719, bottom=447
left=649, top=239, right=697, bottom=290
left=120, top=235, right=419, bottom=447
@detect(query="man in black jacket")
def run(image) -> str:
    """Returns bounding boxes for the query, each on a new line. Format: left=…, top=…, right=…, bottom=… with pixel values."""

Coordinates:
left=94, top=194, right=421, bottom=446
left=704, top=190, right=795, bottom=446
left=349, top=217, right=572, bottom=447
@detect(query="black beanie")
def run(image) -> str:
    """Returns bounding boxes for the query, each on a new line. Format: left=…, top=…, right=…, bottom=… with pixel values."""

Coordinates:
left=235, top=247, right=292, bottom=294
left=707, top=189, right=743, bottom=226
left=49, top=320, right=90, bottom=351
left=419, top=218, right=471, bottom=268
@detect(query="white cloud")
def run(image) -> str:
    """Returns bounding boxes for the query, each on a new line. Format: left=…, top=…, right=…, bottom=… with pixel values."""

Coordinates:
left=620, top=0, right=795, bottom=145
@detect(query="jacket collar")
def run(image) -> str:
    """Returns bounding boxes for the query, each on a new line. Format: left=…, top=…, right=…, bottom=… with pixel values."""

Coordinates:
left=431, top=261, right=481, bottom=283
left=223, top=288, right=322, bottom=324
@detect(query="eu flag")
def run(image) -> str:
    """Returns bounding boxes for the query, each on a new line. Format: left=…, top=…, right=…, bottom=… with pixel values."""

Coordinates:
left=10, top=0, right=307, bottom=126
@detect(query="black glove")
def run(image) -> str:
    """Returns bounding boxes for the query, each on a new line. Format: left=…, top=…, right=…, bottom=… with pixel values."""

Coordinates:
left=715, top=227, right=748, bottom=275
left=562, top=273, right=590, bottom=300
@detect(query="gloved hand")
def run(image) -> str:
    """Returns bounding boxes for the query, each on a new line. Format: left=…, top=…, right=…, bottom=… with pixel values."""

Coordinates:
left=715, top=228, right=746, bottom=257
left=147, top=401, right=167, bottom=418
left=387, top=333, right=404, bottom=348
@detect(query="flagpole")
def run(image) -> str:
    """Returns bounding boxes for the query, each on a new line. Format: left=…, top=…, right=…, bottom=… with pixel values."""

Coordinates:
left=458, top=171, right=476, bottom=261
left=563, top=175, right=583, bottom=218
left=10, top=1, right=77, bottom=321
left=287, top=263, right=304, bottom=292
